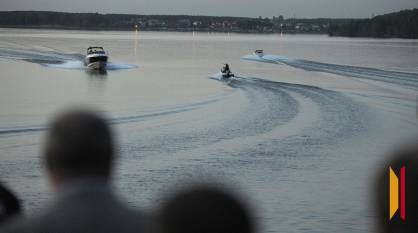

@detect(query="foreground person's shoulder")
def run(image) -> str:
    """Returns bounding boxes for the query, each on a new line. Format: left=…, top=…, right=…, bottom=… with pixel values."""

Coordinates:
left=0, top=215, right=33, bottom=233
left=121, top=207, right=151, bottom=232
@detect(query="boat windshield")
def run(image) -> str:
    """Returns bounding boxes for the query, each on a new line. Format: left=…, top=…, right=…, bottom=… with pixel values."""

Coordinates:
left=87, top=47, right=105, bottom=54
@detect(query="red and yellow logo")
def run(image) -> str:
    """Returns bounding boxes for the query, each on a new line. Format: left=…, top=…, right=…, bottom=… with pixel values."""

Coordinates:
left=389, top=166, right=406, bottom=220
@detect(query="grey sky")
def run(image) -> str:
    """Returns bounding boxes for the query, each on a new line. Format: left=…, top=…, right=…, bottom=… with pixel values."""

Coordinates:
left=0, top=0, right=417, bottom=18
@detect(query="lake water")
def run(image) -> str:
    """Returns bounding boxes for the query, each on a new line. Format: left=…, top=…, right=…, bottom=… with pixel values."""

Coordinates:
left=0, top=29, right=418, bottom=233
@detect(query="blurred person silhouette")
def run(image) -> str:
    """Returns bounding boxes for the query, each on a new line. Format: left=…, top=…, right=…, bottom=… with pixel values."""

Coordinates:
left=0, top=182, right=21, bottom=225
left=374, top=143, right=418, bottom=233
left=0, top=108, right=147, bottom=233
left=154, top=184, right=255, bottom=233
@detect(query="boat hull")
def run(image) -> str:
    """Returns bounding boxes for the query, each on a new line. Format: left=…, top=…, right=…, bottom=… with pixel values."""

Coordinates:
left=87, top=61, right=107, bottom=70
left=85, top=52, right=108, bottom=70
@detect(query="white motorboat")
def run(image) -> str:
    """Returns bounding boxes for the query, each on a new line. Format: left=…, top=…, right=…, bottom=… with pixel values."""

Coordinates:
left=254, top=49, right=264, bottom=57
left=85, top=47, right=108, bottom=70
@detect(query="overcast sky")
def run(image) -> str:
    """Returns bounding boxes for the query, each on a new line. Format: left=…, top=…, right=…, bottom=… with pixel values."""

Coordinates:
left=0, top=0, right=417, bottom=18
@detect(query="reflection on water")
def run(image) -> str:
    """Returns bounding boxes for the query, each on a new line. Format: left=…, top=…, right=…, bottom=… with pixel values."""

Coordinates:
left=86, top=69, right=108, bottom=77
left=86, top=69, right=107, bottom=95
left=134, top=30, right=139, bottom=58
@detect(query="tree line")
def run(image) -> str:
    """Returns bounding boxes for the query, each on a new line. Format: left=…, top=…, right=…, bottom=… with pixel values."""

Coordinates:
left=0, top=11, right=265, bottom=31
left=0, top=11, right=348, bottom=33
left=328, top=8, right=418, bottom=38
left=0, top=9, right=417, bottom=37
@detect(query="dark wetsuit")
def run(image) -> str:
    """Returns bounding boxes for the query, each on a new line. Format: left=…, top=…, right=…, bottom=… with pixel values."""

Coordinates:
left=225, top=64, right=230, bottom=72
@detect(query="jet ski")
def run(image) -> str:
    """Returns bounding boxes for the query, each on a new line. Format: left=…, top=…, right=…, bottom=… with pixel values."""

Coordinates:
left=221, top=64, right=234, bottom=78
left=85, top=47, right=108, bottom=70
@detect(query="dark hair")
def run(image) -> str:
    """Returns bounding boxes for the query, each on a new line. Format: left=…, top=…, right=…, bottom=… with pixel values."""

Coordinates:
left=156, top=185, right=254, bottom=233
left=0, top=182, right=21, bottom=225
left=43, top=109, right=114, bottom=179
left=374, top=144, right=418, bottom=233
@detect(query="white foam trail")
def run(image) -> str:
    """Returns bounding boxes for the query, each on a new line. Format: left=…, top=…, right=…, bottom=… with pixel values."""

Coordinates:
left=0, top=48, right=138, bottom=71
left=241, top=54, right=290, bottom=64
left=106, top=62, right=138, bottom=70
left=44, top=60, right=85, bottom=69
left=44, top=61, right=138, bottom=71
left=0, top=47, right=78, bottom=62
left=209, top=72, right=241, bottom=84
left=242, top=53, right=418, bottom=89
left=209, top=72, right=224, bottom=80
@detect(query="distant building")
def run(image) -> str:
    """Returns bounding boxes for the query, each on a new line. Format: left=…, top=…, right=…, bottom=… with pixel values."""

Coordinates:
left=148, top=19, right=166, bottom=27
left=192, top=21, right=202, bottom=26
left=311, top=25, right=320, bottom=31
left=177, top=19, right=191, bottom=28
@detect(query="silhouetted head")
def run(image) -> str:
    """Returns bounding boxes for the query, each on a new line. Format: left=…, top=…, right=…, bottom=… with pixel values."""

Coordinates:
left=374, top=143, right=418, bottom=233
left=0, top=182, right=21, bottom=225
left=43, top=108, right=114, bottom=185
left=155, top=185, right=254, bottom=233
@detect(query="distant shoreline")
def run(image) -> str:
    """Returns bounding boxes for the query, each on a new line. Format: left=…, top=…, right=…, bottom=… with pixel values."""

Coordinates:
left=0, top=11, right=342, bottom=34
left=328, top=8, right=417, bottom=39
left=0, top=9, right=417, bottom=38
left=0, top=25, right=326, bottom=35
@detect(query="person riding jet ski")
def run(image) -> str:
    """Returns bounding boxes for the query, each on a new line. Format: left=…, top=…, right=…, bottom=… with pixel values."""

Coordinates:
left=222, top=64, right=230, bottom=73
left=221, top=64, right=234, bottom=78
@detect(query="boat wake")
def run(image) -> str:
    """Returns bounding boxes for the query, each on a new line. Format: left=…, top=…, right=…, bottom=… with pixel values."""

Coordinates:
left=112, top=75, right=376, bottom=233
left=0, top=92, right=230, bottom=137
left=45, top=61, right=138, bottom=70
left=0, top=47, right=138, bottom=71
left=0, top=74, right=371, bottom=159
left=111, top=75, right=373, bottom=160
left=0, top=70, right=407, bottom=233
left=242, top=53, right=418, bottom=89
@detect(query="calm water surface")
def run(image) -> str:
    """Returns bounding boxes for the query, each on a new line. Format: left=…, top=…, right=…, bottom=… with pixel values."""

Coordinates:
left=0, top=29, right=418, bottom=233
